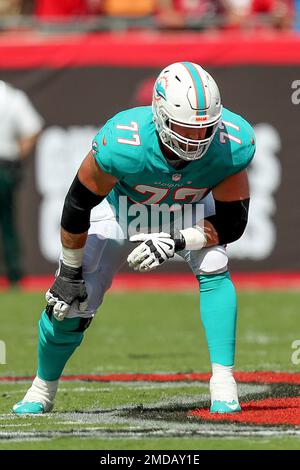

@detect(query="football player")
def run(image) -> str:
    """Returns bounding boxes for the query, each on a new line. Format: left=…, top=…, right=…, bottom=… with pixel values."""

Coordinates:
left=13, top=62, right=255, bottom=415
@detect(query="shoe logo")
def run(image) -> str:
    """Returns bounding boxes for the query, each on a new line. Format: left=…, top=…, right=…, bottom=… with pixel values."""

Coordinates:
left=224, top=401, right=239, bottom=410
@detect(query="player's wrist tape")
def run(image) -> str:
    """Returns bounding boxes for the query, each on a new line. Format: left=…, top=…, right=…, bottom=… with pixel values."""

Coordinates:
left=178, top=225, right=206, bottom=251
left=62, top=246, right=84, bottom=269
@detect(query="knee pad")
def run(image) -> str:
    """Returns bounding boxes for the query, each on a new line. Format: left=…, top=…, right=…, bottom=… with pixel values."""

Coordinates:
left=188, top=245, right=228, bottom=276
left=199, top=246, right=228, bottom=275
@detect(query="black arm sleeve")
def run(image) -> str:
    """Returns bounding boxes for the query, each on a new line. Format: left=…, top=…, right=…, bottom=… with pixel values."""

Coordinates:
left=205, top=198, right=250, bottom=245
left=61, top=174, right=105, bottom=234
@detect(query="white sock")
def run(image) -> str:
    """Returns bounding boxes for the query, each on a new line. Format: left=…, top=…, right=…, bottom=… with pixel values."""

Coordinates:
left=22, top=376, right=58, bottom=411
left=211, top=363, right=234, bottom=381
left=210, top=363, right=239, bottom=403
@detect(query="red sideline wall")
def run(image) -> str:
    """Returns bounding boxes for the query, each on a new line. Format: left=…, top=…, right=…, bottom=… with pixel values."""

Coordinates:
left=1, top=31, right=300, bottom=67
left=0, top=31, right=299, bottom=275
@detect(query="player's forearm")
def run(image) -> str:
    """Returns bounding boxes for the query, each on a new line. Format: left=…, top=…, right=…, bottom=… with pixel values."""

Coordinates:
left=61, top=228, right=88, bottom=250
left=59, top=173, right=104, bottom=268
left=206, top=199, right=250, bottom=246
left=175, top=199, right=249, bottom=252
left=203, top=220, right=219, bottom=247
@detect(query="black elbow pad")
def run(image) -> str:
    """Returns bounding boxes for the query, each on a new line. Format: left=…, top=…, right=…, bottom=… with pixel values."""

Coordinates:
left=61, top=174, right=104, bottom=234
left=206, top=198, right=250, bottom=245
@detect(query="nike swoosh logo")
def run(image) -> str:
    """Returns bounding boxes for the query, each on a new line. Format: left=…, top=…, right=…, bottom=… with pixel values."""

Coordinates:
left=224, top=401, right=239, bottom=410
left=163, top=241, right=174, bottom=250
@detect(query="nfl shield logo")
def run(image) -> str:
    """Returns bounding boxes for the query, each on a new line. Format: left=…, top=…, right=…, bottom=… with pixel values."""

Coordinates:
left=172, top=174, right=181, bottom=182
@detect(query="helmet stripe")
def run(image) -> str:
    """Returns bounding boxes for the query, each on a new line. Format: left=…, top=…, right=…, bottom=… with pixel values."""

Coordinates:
left=181, top=62, right=207, bottom=116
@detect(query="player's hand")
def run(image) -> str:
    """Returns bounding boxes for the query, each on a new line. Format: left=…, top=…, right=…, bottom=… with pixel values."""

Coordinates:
left=127, top=232, right=175, bottom=272
left=45, top=263, right=88, bottom=321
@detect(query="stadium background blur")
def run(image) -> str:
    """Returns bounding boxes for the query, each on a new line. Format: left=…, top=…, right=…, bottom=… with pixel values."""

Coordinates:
left=0, top=0, right=300, bottom=282
left=0, top=0, right=300, bottom=452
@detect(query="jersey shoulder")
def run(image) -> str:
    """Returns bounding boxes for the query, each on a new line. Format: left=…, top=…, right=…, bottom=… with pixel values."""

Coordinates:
left=212, top=107, right=256, bottom=173
left=92, top=106, right=155, bottom=179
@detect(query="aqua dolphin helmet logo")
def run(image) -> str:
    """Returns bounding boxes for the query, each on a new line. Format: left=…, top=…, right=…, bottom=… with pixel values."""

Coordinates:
left=155, top=76, right=168, bottom=101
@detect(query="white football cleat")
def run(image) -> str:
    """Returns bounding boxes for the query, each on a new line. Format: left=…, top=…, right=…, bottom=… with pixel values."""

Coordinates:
left=209, top=375, right=241, bottom=413
left=12, top=376, right=58, bottom=415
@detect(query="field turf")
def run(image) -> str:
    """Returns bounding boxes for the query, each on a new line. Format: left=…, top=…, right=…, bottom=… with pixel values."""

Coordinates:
left=0, top=289, right=299, bottom=450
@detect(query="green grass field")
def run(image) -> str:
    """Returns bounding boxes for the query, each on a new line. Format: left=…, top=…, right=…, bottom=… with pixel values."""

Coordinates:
left=0, top=289, right=300, bottom=450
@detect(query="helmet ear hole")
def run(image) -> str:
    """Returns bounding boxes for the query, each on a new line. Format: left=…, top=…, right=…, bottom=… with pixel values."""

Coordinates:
left=205, top=125, right=215, bottom=139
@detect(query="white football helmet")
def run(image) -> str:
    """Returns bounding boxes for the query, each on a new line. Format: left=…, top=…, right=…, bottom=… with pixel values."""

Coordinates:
left=152, top=62, right=222, bottom=161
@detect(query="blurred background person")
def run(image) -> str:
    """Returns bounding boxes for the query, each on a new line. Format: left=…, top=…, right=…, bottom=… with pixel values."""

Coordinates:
left=34, top=0, right=88, bottom=19
left=0, top=0, right=22, bottom=16
left=221, top=0, right=294, bottom=30
left=87, top=0, right=157, bottom=18
left=0, top=0, right=295, bottom=31
left=34, top=0, right=156, bottom=20
left=0, top=80, right=44, bottom=286
left=251, top=0, right=294, bottom=30
left=220, top=0, right=252, bottom=29
left=156, top=0, right=218, bottom=30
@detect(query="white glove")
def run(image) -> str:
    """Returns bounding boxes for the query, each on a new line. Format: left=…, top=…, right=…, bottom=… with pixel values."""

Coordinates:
left=45, top=293, right=70, bottom=321
left=127, top=232, right=175, bottom=272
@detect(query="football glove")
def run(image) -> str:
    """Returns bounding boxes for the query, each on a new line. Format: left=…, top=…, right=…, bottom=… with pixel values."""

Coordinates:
left=45, top=263, right=88, bottom=321
left=127, top=232, right=177, bottom=272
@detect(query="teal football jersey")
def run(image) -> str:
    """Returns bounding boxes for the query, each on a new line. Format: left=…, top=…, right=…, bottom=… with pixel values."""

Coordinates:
left=92, top=106, right=255, bottom=218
